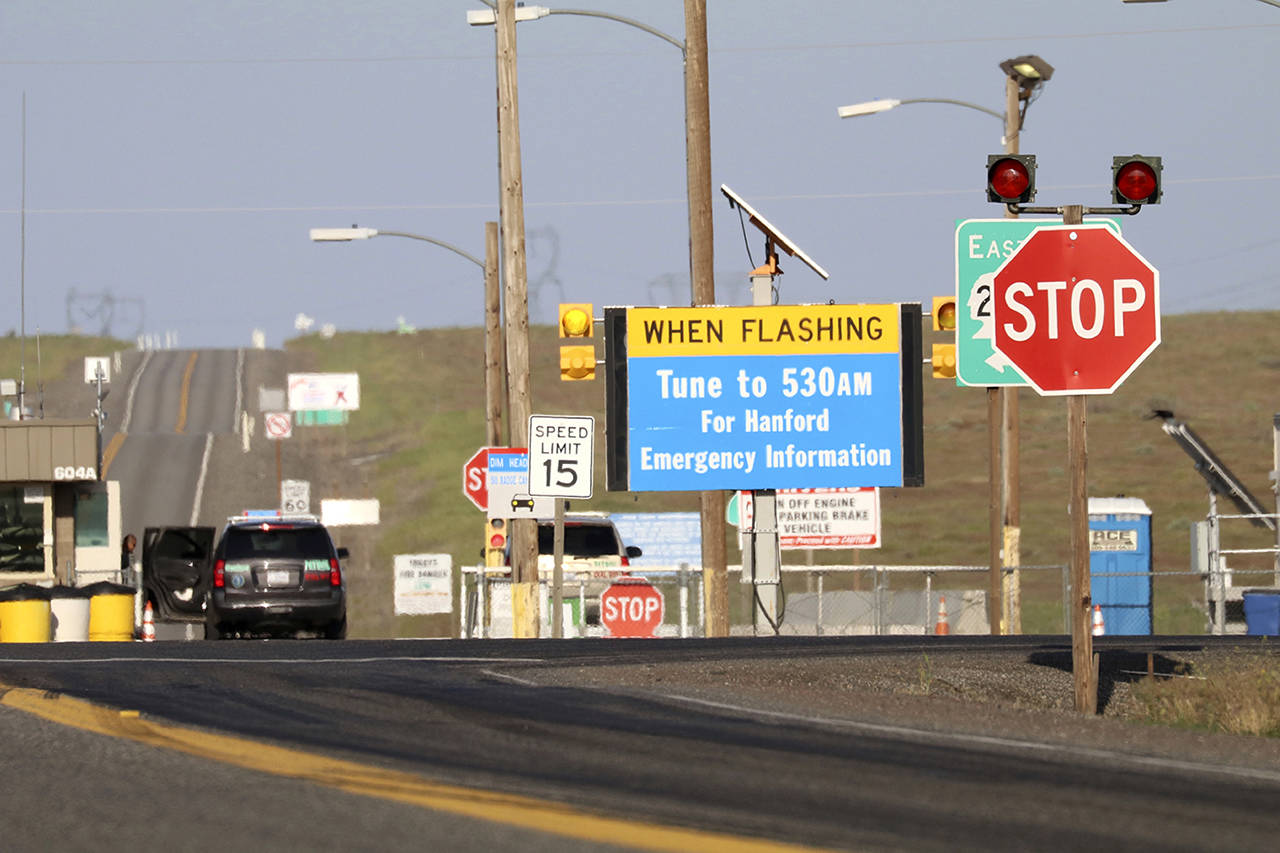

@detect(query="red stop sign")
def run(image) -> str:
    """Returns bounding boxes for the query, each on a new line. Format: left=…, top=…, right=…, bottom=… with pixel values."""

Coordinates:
left=992, top=225, right=1159, bottom=395
left=600, top=578, right=664, bottom=638
left=462, top=447, right=489, bottom=512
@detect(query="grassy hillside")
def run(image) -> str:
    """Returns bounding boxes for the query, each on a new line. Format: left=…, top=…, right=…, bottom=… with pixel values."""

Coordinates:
left=5, top=314, right=1271, bottom=636
left=289, top=311, right=1280, bottom=635
left=0, top=335, right=127, bottom=420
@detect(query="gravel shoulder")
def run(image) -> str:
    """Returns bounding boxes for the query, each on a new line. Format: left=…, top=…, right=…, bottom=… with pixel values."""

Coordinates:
left=528, top=646, right=1280, bottom=778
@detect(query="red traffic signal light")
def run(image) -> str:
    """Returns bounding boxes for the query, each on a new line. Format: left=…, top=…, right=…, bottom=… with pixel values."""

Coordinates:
left=1112, top=155, right=1162, bottom=205
left=487, top=518, right=506, bottom=549
left=987, top=154, right=1036, bottom=204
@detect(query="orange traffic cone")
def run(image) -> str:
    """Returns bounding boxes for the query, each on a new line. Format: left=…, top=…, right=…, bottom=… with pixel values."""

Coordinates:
left=934, top=596, right=950, bottom=636
left=1091, top=604, right=1105, bottom=637
left=141, top=601, right=156, bottom=642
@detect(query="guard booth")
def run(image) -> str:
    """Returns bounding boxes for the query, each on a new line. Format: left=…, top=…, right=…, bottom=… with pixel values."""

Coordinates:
left=1089, top=497, right=1153, bottom=635
left=0, top=419, right=117, bottom=588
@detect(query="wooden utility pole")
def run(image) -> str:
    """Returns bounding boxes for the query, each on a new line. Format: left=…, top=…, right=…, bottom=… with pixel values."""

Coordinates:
left=684, top=0, right=727, bottom=637
left=1001, top=73, right=1022, bottom=634
left=1062, top=203, right=1096, bottom=714
left=495, top=0, right=538, bottom=638
left=483, top=221, right=504, bottom=449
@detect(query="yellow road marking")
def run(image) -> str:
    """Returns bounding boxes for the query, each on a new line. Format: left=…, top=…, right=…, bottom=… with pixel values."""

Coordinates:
left=0, top=684, right=830, bottom=853
left=101, top=432, right=127, bottom=478
left=174, top=351, right=198, bottom=434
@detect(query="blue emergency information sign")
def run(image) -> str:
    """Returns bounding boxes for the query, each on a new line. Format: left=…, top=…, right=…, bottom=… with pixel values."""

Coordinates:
left=604, top=304, right=923, bottom=492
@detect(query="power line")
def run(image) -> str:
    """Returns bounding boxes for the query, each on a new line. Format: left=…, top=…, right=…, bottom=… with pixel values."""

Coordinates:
left=0, top=22, right=1275, bottom=67
left=4, top=174, right=1280, bottom=216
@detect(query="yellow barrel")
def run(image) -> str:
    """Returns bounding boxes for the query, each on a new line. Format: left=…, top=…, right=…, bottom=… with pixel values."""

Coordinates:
left=0, top=596, right=52, bottom=643
left=85, top=581, right=138, bottom=642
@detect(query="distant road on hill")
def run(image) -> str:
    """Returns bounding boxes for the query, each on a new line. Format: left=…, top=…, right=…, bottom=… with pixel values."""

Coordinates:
left=103, top=349, right=244, bottom=533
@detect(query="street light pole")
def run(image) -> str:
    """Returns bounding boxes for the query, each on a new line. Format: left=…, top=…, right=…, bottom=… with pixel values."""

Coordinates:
left=1000, top=75, right=1022, bottom=636
left=310, top=223, right=505, bottom=640
left=308, top=225, right=503, bottom=447
left=469, top=0, right=727, bottom=636
left=836, top=55, right=1050, bottom=636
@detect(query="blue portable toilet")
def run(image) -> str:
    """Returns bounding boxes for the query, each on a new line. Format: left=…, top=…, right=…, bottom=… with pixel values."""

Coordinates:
left=1089, top=497, right=1153, bottom=635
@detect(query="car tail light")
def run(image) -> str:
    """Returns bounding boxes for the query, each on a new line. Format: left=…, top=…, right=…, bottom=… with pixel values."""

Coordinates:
left=213, top=559, right=225, bottom=588
left=329, top=558, right=342, bottom=586
left=620, top=554, right=630, bottom=567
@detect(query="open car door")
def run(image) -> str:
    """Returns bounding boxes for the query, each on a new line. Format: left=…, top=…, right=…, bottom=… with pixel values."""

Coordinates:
left=142, top=526, right=216, bottom=620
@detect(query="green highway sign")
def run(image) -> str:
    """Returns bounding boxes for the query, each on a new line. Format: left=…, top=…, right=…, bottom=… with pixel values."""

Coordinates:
left=953, top=218, right=1120, bottom=387
left=296, top=409, right=349, bottom=426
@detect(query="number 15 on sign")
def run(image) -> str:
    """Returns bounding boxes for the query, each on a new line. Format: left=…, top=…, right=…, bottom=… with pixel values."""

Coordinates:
left=528, top=415, right=595, bottom=499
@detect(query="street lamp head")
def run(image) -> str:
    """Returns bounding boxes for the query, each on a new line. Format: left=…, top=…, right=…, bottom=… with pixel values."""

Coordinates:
left=999, top=55, right=1054, bottom=91
left=310, top=227, right=378, bottom=242
left=466, top=6, right=549, bottom=26
left=836, top=98, right=902, bottom=119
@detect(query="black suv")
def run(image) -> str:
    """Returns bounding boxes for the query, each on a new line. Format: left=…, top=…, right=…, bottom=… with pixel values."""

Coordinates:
left=204, top=516, right=348, bottom=639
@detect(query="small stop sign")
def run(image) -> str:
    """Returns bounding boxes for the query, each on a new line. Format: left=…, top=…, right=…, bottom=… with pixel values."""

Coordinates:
left=600, top=579, right=664, bottom=638
left=461, top=448, right=489, bottom=512
left=992, top=225, right=1159, bottom=395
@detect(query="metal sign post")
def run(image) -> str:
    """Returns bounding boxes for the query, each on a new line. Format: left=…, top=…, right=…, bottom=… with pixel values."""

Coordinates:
left=528, top=414, right=595, bottom=639
left=747, top=268, right=781, bottom=634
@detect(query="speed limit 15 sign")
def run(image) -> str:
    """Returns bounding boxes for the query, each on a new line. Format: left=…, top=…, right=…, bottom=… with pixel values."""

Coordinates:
left=528, top=414, right=594, bottom=499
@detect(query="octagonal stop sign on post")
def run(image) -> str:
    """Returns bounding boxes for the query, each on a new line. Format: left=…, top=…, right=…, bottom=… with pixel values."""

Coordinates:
left=462, top=448, right=489, bottom=512
left=600, top=578, right=664, bottom=638
left=991, top=225, right=1159, bottom=395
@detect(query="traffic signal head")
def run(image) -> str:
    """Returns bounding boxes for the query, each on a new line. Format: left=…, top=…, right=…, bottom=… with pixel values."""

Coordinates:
left=559, top=303, right=596, bottom=380
left=558, top=303, right=593, bottom=338
left=931, top=296, right=957, bottom=332
left=986, top=154, right=1036, bottom=204
left=485, top=518, right=507, bottom=567
left=1112, top=155, right=1162, bottom=205
left=931, top=343, right=956, bottom=379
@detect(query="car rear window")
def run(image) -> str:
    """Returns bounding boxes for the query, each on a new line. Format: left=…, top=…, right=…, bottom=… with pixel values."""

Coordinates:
left=537, top=524, right=620, bottom=558
left=222, top=526, right=333, bottom=560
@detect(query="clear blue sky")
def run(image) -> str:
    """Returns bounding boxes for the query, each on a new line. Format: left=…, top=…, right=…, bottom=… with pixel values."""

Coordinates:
left=0, top=1, right=1276, bottom=348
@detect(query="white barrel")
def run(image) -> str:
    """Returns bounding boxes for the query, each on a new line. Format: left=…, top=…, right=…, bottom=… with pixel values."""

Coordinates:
left=50, top=595, right=91, bottom=642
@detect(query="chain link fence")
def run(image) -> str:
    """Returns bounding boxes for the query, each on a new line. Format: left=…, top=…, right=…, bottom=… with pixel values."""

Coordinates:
left=462, top=564, right=1075, bottom=638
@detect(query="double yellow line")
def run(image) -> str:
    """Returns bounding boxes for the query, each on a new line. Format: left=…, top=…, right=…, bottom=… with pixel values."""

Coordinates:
left=0, top=683, right=825, bottom=853
left=102, top=352, right=199, bottom=478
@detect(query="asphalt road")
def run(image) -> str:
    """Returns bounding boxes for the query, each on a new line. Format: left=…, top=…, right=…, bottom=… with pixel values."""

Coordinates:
left=105, top=348, right=246, bottom=533
left=2, top=636, right=1278, bottom=852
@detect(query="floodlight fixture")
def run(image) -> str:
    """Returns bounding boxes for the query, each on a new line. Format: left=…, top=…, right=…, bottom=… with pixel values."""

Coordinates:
left=999, top=55, right=1054, bottom=91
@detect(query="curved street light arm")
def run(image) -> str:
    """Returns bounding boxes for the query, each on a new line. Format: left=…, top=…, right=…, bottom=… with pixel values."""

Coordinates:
left=374, top=230, right=486, bottom=269
left=547, top=8, right=685, bottom=54
left=896, top=98, right=1005, bottom=123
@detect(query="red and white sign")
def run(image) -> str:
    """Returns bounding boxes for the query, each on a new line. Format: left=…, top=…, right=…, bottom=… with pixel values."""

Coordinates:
left=738, top=487, right=880, bottom=550
left=264, top=411, right=292, bottom=440
left=600, top=578, right=664, bottom=638
left=992, top=224, right=1159, bottom=395
left=462, top=447, right=489, bottom=512
left=287, top=372, right=361, bottom=411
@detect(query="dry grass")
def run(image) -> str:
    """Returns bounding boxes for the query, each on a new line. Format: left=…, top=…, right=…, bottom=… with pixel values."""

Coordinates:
left=1131, top=652, right=1280, bottom=737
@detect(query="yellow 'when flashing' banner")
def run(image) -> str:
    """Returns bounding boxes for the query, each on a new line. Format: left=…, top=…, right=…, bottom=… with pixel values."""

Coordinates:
left=626, top=305, right=899, bottom=358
